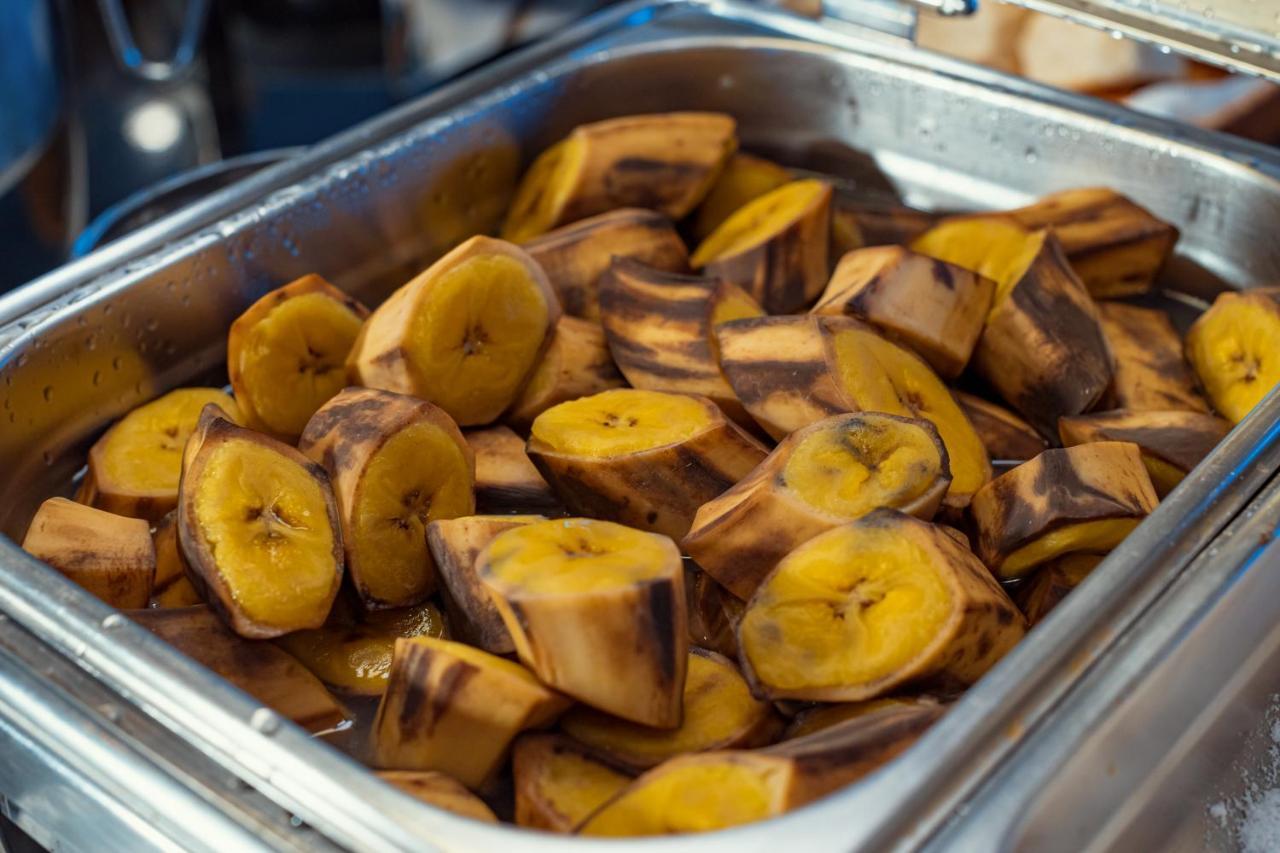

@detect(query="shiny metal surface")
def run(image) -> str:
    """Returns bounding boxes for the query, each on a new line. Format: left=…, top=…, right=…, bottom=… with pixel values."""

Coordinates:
left=0, top=1, right=1279, bottom=849
left=1004, top=0, right=1280, bottom=81
left=930, top=468, right=1280, bottom=852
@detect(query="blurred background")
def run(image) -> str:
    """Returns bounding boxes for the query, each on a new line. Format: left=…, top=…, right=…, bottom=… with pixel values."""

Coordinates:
left=1, top=0, right=1276, bottom=295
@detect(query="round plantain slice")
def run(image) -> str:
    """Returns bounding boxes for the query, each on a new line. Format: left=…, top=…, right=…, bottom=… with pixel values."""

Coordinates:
left=178, top=406, right=344, bottom=638
left=1018, top=553, right=1103, bottom=626
left=227, top=274, right=369, bottom=440
left=133, top=605, right=345, bottom=733
left=463, top=426, right=560, bottom=513
left=521, top=208, right=690, bottom=320
left=970, top=441, right=1159, bottom=580
left=1057, top=409, right=1231, bottom=498
left=559, top=648, right=782, bottom=770
left=812, top=246, right=994, bottom=379
left=83, top=387, right=242, bottom=523
left=527, top=389, right=767, bottom=539
left=347, top=235, right=561, bottom=427
left=691, top=179, right=833, bottom=314
left=738, top=509, right=1025, bottom=702
left=502, top=113, right=737, bottom=243
left=505, top=315, right=625, bottom=429
left=275, top=599, right=448, bottom=695
left=1185, top=288, right=1280, bottom=424
left=683, top=412, right=951, bottom=601
left=377, top=771, right=498, bottom=823
left=150, top=510, right=201, bottom=607
left=478, top=517, right=688, bottom=727
left=912, top=220, right=1111, bottom=436
left=514, top=733, right=635, bottom=832
left=23, top=497, right=155, bottom=609
left=371, top=636, right=570, bottom=788
left=692, top=153, right=793, bottom=242
left=425, top=514, right=546, bottom=654
left=716, top=315, right=991, bottom=508
left=300, top=387, right=474, bottom=610
left=598, top=257, right=763, bottom=426
left=953, top=391, right=1048, bottom=464
left=1098, top=302, right=1208, bottom=414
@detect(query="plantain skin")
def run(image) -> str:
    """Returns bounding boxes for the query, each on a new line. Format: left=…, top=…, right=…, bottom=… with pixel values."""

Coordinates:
left=150, top=510, right=202, bottom=607
left=346, top=235, right=561, bottom=426
left=969, top=231, right=1112, bottom=437
left=1057, top=409, right=1230, bottom=481
left=528, top=394, right=768, bottom=540
left=686, top=570, right=740, bottom=659
left=506, top=316, right=625, bottom=429
left=299, top=387, right=475, bottom=609
left=812, top=246, right=994, bottom=379
left=22, top=497, right=155, bottom=609
left=683, top=413, right=951, bottom=601
left=1017, top=554, right=1102, bottom=626
left=1098, top=302, right=1208, bottom=413
left=522, top=209, right=689, bottom=320
left=377, top=771, right=498, bottom=823
left=227, top=274, right=369, bottom=439
left=464, top=426, right=561, bottom=513
left=970, top=441, right=1159, bottom=578
left=513, top=733, right=634, bottom=832
left=738, top=509, right=1026, bottom=702
left=371, top=637, right=570, bottom=788
left=178, top=406, right=345, bottom=638
left=832, top=198, right=938, bottom=249
left=426, top=515, right=542, bottom=655
left=1003, top=187, right=1178, bottom=298
left=699, top=181, right=833, bottom=314
left=598, top=258, right=761, bottom=426
left=132, top=605, right=345, bottom=732
left=953, top=391, right=1048, bottom=463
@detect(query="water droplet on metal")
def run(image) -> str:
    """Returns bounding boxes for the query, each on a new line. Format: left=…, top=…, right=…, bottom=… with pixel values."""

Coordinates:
left=250, top=707, right=280, bottom=734
left=101, top=613, right=126, bottom=630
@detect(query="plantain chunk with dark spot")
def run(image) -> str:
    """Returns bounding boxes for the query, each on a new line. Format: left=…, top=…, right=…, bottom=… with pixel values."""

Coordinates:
left=464, top=426, right=561, bottom=513
left=970, top=441, right=1159, bottom=580
left=1098, top=302, right=1209, bottom=414
left=23, top=497, right=154, bottom=609
left=953, top=391, right=1049, bottom=463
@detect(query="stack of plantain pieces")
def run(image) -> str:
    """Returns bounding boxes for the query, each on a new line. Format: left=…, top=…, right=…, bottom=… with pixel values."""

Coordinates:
left=19, top=110, right=1269, bottom=838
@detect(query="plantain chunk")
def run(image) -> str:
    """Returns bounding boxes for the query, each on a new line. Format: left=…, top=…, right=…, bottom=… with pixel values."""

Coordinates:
left=717, top=315, right=990, bottom=508
left=1018, top=553, right=1103, bottom=625
left=831, top=199, right=937, bottom=249
left=513, top=734, right=634, bottom=832
left=971, top=441, right=1159, bottom=579
left=598, top=258, right=762, bottom=426
left=912, top=221, right=1111, bottom=436
left=684, top=412, right=951, bottom=600
left=377, top=771, right=498, bottom=822
left=275, top=600, right=447, bottom=695
left=23, top=497, right=154, bottom=608
left=528, top=389, right=767, bottom=539
left=426, top=514, right=545, bottom=654
left=692, top=179, right=833, bottom=313
left=83, top=387, right=241, bottom=522
left=578, top=701, right=941, bottom=836
left=178, top=406, right=343, bottom=638
left=783, top=696, right=941, bottom=740
left=738, top=509, right=1025, bottom=702
left=1004, top=187, right=1178, bottom=298
left=560, top=648, right=781, bottom=770
left=228, top=274, right=368, bottom=440
left=1058, top=409, right=1230, bottom=497
left=463, top=426, right=560, bottom=513
left=300, top=387, right=474, bottom=609
left=134, top=606, right=345, bottom=732
left=502, top=113, right=736, bottom=242
left=1098, top=302, right=1208, bottom=413
left=1186, top=288, right=1280, bottom=424
left=150, top=510, right=201, bottom=607
left=953, top=391, right=1048, bottom=463
left=478, top=518, right=687, bottom=727
left=812, top=246, right=994, bottom=379
left=686, top=570, right=740, bottom=659
left=371, top=636, right=569, bottom=788
left=521, top=209, right=689, bottom=319
left=506, top=315, right=625, bottom=429
left=347, top=236, right=560, bottom=426
left=693, top=153, right=792, bottom=241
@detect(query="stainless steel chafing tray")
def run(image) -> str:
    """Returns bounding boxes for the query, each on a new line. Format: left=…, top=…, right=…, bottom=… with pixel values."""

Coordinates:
left=2, top=1, right=1280, bottom=849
